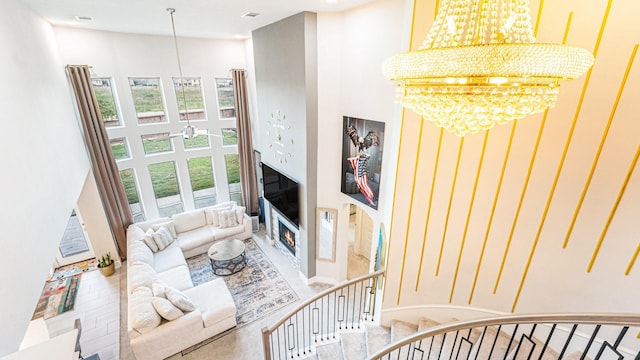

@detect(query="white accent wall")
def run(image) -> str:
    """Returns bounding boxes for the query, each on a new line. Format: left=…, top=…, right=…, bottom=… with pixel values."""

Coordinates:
left=0, top=0, right=90, bottom=355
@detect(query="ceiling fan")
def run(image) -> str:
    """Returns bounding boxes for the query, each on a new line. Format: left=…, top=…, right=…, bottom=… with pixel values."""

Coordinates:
left=166, top=8, right=220, bottom=140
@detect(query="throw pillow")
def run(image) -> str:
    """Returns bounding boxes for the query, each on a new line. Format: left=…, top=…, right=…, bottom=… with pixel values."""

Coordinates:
left=234, top=205, right=246, bottom=224
left=152, top=297, right=184, bottom=321
left=151, top=280, right=166, bottom=298
left=150, top=220, right=177, bottom=239
left=152, top=225, right=174, bottom=251
left=165, top=286, right=196, bottom=312
left=143, top=228, right=159, bottom=253
left=218, top=209, right=239, bottom=228
left=131, top=287, right=161, bottom=333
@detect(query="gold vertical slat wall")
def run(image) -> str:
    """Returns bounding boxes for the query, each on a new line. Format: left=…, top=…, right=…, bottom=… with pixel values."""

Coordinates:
left=383, top=0, right=640, bottom=315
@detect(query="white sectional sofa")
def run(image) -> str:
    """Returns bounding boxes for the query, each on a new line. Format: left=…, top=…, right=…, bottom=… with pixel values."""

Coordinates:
left=126, top=201, right=252, bottom=360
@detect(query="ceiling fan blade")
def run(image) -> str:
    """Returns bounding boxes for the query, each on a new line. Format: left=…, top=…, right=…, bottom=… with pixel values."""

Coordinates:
left=195, top=129, right=221, bottom=138
left=168, top=133, right=183, bottom=138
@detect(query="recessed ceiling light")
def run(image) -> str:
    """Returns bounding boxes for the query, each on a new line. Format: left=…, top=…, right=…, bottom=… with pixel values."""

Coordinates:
left=242, top=12, right=260, bottom=19
left=74, top=15, right=94, bottom=22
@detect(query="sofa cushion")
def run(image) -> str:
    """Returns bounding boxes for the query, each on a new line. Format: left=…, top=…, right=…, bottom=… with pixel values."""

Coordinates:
left=165, top=286, right=196, bottom=312
left=211, top=224, right=245, bottom=240
left=152, top=297, right=184, bottom=321
left=152, top=245, right=187, bottom=273
left=130, top=287, right=161, bottom=334
left=172, top=210, right=206, bottom=233
left=151, top=280, right=166, bottom=298
left=233, top=205, right=246, bottom=224
left=150, top=220, right=177, bottom=239
left=134, top=217, right=172, bottom=232
left=218, top=209, right=238, bottom=228
left=156, top=265, right=193, bottom=292
left=129, top=240, right=154, bottom=267
left=152, top=225, right=174, bottom=251
left=184, top=278, right=236, bottom=328
left=176, top=226, right=214, bottom=252
left=204, top=202, right=236, bottom=225
left=129, top=262, right=156, bottom=293
left=142, top=228, right=159, bottom=253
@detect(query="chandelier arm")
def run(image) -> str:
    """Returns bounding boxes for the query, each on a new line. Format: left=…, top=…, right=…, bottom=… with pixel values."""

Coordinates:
left=168, top=8, right=190, bottom=126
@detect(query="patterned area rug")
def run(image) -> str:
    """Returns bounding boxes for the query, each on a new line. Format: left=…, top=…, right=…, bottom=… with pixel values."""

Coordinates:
left=50, top=258, right=98, bottom=280
left=182, top=238, right=299, bottom=354
left=32, top=274, right=81, bottom=320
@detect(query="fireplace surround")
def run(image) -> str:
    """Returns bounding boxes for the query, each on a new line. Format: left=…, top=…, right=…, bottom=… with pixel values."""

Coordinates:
left=278, top=220, right=296, bottom=255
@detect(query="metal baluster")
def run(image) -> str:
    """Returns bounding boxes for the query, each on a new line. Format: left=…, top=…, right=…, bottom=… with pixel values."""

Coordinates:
left=612, top=326, right=629, bottom=349
left=538, top=323, right=556, bottom=360
left=449, top=330, right=460, bottom=360
left=581, top=325, right=601, bottom=360
left=558, top=324, right=578, bottom=360
left=276, top=327, right=281, bottom=360
left=474, top=326, right=488, bottom=360
left=502, top=324, right=519, bottom=360
left=488, top=325, right=501, bottom=359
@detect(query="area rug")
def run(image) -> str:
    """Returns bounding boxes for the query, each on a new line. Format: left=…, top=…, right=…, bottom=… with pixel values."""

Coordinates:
left=50, top=258, right=98, bottom=281
left=32, top=274, right=81, bottom=320
left=182, top=238, right=299, bottom=354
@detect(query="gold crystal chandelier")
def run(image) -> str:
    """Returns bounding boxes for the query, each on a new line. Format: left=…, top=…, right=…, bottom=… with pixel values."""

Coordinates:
left=383, top=0, right=594, bottom=136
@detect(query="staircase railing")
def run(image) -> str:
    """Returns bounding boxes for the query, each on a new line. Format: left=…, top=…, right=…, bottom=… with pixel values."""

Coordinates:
left=262, top=269, right=385, bottom=360
left=369, top=313, right=640, bottom=360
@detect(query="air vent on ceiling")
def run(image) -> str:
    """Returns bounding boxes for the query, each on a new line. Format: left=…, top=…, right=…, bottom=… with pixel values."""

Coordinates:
left=242, top=12, right=260, bottom=19
left=74, top=15, right=94, bottom=22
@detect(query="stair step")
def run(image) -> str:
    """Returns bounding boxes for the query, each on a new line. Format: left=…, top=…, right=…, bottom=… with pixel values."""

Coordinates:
left=507, top=335, right=559, bottom=360
left=566, top=351, right=591, bottom=360
left=341, top=332, right=367, bottom=360
left=316, top=340, right=344, bottom=360
left=418, top=318, right=441, bottom=331
left=389, top=320, right=419, bottom=359
left=365, top=324, right=391, bottom=357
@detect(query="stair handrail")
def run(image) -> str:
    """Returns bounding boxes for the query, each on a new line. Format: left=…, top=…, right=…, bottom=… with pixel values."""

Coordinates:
left=262, top=269, right=385, bottom=360
left=368, top=312, right=640, bottom=360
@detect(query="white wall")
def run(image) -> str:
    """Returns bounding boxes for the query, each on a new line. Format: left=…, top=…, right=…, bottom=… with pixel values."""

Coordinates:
left=315, top=0, right=406, bottom=281
left=0, top=1, right=90, bottom=355
left=53, top=27, right=248, bottom=219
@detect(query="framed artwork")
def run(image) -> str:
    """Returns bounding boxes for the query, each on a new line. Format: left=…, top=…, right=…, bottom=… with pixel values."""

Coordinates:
left=341, top=116, right=385, bottom=210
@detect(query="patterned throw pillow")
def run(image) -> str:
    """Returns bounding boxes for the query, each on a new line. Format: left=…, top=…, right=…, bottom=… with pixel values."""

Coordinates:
left=152, top=225, right=174, bottom=251
left=218, top=209, right=239, bottom=228
left=143, top=228, right=159, bottom=252
left=165, top=286, right=196, bottom=312
left=150, top=220, right=177, bottom=239
left=234, top=205, right=246, bottom=224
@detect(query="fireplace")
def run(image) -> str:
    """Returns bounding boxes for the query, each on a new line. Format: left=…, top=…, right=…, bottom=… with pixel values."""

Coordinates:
left=279, top=221, right=296, bottom=255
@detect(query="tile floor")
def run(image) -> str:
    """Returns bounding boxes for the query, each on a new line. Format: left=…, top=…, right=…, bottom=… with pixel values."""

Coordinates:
left=37, top=228, right=366, bottom=359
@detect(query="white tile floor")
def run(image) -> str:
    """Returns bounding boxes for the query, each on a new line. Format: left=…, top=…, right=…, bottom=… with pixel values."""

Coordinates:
left=44, top=267, right=120, bottom=360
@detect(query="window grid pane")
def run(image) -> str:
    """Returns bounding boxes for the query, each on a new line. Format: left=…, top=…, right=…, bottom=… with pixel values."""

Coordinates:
left=173, top=77, right=206, bottom=122
left=119, top=168, right=146, bottom=222
left=215, top=78, right=236, bottom=119
left=92, top=78, right=120, bottom=127
left=110, top=138, right=129, bottom=160
left=224, top=154, right=242, bottom=205
left=221, top=128, right=238, bottom=146
left=183, top=135, right=210, bottom=149
left=129, top=77, right=167, bottom=124
left=148, top=161, right=183, bottom=217
left=187, top=157, right=217, bottom=208
left=142, top=133, right=172, bottom=154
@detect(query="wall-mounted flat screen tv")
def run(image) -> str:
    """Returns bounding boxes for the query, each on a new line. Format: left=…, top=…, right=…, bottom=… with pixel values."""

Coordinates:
left=261, top=162, right=300, bottom=227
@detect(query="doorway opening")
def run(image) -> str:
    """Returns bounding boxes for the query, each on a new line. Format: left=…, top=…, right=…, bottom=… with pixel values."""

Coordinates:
left=347, top=204, right=373, bottom=280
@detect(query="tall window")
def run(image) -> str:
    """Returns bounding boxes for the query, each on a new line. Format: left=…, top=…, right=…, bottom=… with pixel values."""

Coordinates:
left=129, top=77, right=167, bottom=124
left=215, top=78, right=235, bottom=119
left=225, top=154, right=242, bottom=205
left=92, top=78, right=120, bottom=127
left=173, top=77, right=205, bottom=121
left=187, top=157, right=217, bottom=208
left=119, top=168, right=145, bottom=222
left=148, top=161, right=184, bottom=217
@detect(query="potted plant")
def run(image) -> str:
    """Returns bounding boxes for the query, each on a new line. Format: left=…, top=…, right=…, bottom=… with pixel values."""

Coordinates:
left=97, top=252, right=115, bottom=277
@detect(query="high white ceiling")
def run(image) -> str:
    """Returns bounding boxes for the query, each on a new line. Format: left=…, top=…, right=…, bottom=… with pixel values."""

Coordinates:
left=19, top=0, right=375, bottom=39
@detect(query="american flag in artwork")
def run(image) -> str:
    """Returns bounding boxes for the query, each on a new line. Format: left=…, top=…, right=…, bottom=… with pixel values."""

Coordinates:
left=348, top=153, right=375, bottom=206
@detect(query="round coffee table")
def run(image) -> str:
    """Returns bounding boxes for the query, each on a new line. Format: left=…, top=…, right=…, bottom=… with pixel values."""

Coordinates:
left=207, top=239, right=246, bottom=276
